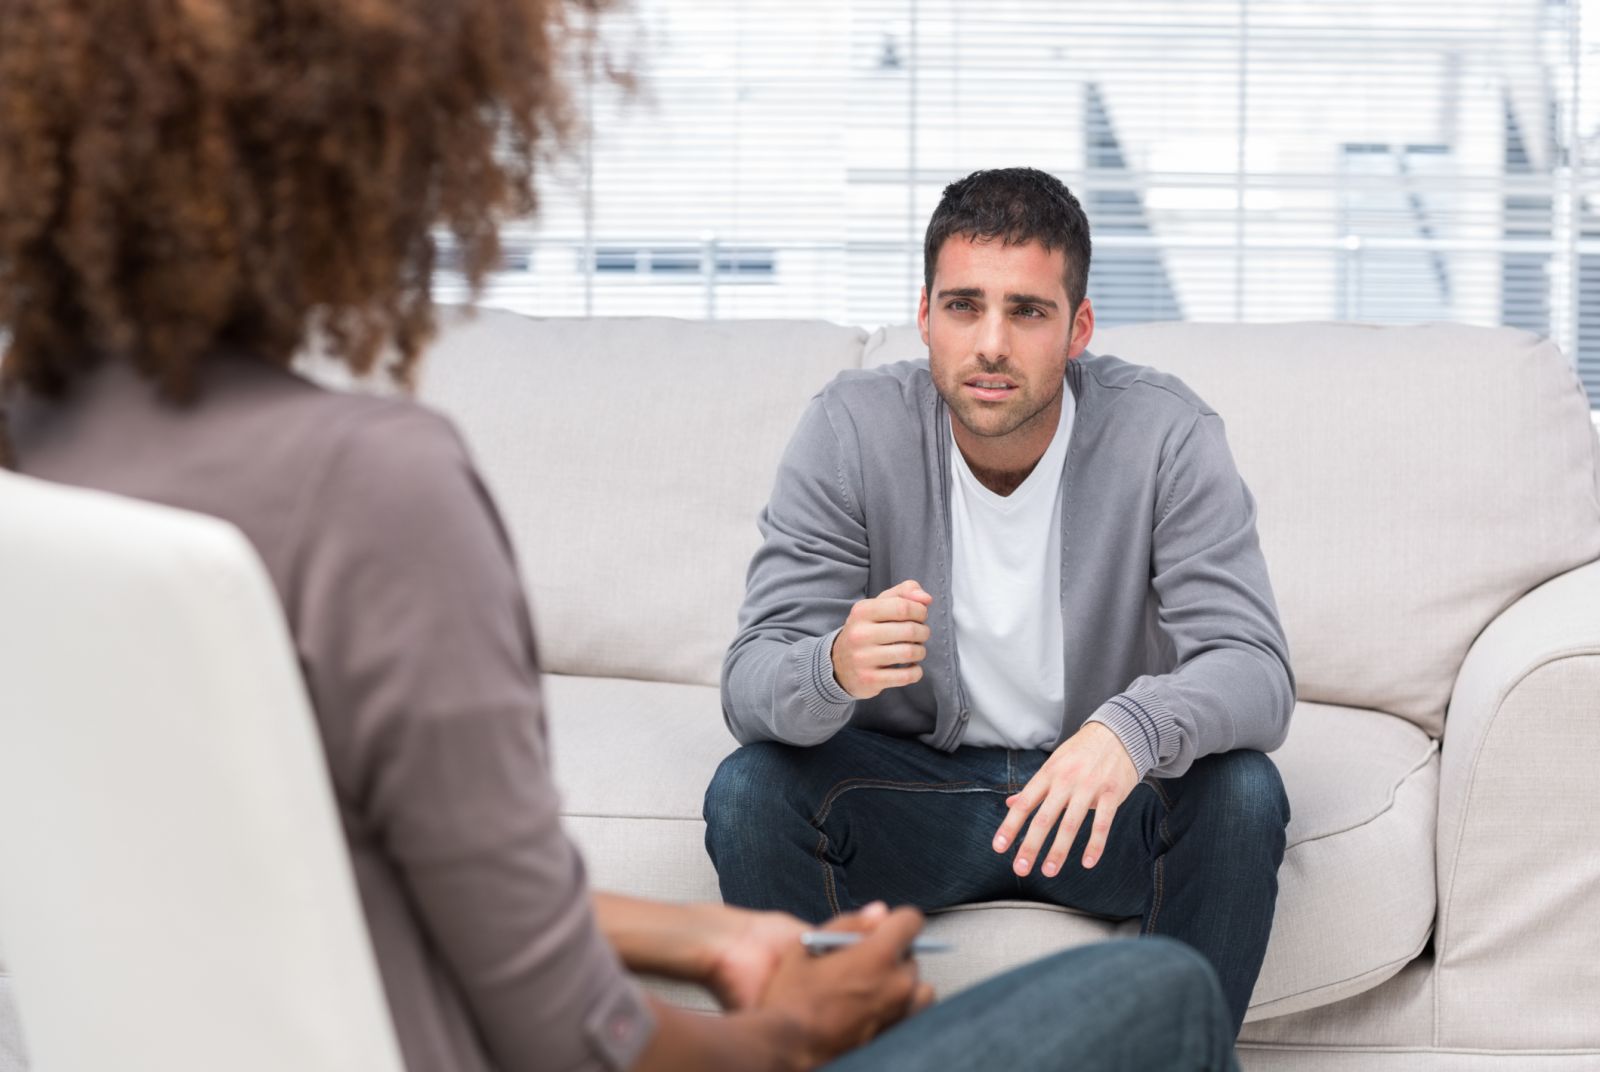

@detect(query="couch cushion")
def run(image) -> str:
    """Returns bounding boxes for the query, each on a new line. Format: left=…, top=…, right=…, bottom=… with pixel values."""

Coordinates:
left=863, top=322, right=1600, bottom=736
left=544, top=674, right=1437, bottom=1018
left=417, top=310, right=867, bottom=686
left=1251, top=702, right=1437, bottom=1020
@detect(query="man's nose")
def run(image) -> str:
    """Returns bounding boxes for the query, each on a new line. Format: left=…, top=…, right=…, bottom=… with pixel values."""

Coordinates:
left=976, top=308, right=1010, bottom=363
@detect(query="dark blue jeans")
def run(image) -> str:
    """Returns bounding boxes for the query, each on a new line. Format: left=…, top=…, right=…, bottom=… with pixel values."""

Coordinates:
left=703, top=728, right=1288, bottom=1035
left=827, top=937, right=1238, bottom=1071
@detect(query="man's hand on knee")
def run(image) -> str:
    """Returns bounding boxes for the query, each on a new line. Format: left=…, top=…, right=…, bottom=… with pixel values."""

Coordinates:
left=991, top=722, right=1138, bottom=877
left=830, top=579, right=933, bottom=699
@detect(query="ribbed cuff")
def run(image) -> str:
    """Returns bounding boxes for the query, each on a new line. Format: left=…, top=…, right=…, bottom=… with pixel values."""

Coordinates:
left=802, top=627, right=857, bottom=716
left=1085, top=684, right=1177, bottom=781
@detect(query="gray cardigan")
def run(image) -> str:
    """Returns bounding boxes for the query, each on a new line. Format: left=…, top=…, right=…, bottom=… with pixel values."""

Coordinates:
left=721, top=353, right=1295, bottom=780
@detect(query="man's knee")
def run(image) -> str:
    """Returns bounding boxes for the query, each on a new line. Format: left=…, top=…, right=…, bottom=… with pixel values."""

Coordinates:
left=703, top=742, right=807, bottom=844
left=1193, top=750, right=1290, bottom=841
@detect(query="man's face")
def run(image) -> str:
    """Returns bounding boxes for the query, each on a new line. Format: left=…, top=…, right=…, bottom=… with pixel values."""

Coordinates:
left=918, top=235, right=1094, bottom=453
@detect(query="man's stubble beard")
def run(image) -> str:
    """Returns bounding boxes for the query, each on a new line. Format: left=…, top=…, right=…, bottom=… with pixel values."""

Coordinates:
left=938, top=329, right=1075, bottom=442
left=945, top=374, right=1064, bottom=441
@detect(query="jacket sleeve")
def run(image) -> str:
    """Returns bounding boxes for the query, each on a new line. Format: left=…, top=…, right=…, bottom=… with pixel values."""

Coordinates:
left=721, top=395, right=870, bottom=745
left=295, top=406, right=654, bottom=1072
left=1086, top=411, right=1296, bottom=779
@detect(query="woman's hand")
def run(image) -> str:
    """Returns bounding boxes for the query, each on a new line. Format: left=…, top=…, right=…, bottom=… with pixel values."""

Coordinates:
left=702, top=904, right=810, bottom=1010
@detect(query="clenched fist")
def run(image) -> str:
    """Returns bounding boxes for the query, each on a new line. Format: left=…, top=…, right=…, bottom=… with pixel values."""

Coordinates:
left=830, top=580, right=933, bottom=699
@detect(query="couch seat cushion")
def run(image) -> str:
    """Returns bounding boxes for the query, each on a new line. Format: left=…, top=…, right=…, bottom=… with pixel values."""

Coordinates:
left=544, top=674, right=1437, bottom=1019
left=1252, top=701, right=1437, bottom=1019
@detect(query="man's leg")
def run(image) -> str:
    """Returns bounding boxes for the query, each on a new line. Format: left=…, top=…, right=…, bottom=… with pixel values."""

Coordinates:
left=703, top=729, right=1021, bottom=923
left=824, top=937, right=1239, bottom=1072
left=1139, top=749, right=1289, bottom=1031
left=705, top=732, right=1286, bottom=1030
left=1011, top=748, right=1289, bottom=1033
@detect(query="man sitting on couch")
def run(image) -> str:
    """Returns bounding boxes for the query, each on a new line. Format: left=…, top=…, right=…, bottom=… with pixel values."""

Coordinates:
left=705, top=166, right=1296, bottom=1034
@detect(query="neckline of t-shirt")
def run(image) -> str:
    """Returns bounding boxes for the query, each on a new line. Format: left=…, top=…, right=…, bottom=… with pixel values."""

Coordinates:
left=949, top=387, right=1075, bottom=512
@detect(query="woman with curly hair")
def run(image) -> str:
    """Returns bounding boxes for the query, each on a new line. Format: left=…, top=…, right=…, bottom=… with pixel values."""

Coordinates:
left=0, top=2, right=1238, bottom=1071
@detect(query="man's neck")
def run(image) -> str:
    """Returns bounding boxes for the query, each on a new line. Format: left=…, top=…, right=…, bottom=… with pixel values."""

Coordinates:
left=959, top=452, right=1039, bottom=496
left=951, top=391, right=1065, bottom=497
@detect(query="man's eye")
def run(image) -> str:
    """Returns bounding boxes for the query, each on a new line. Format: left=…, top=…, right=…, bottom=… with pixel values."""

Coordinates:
left=947, top=300, right=973, bottom=312
left=1014, top=305, right=1043, bottom=318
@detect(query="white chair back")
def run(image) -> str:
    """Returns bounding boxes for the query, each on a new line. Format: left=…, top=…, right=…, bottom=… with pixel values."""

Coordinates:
left=0, top=472, right=404, bottom=1072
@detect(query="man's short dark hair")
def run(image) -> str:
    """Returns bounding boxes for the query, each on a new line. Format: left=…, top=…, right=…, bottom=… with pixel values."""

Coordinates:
left=922, top=167, right=1093, bottom=311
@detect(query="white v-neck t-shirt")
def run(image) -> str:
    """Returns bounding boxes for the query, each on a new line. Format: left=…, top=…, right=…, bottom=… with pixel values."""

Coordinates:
left=949, top=383, right=1075, bottom=750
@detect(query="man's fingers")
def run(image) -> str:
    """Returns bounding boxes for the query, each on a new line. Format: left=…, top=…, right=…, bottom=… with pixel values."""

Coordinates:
left=875, top=579, right=933, bottom=606
left=992, top=780, right=1044, bottom=853
left=863, top=665, right=923, bottom=690
left=837, top=583, right=934, bottom=698
left=1041, top=794, right=1091, bottom=878
left=1082, top=798, right=1118, bottom=869
left=859, top=596, right=929, bottom=625
left=864, top=643, right=926, bottom=668
left=857, top=620, right=931, bottom=646
left=839, top=641, right=924, bottom=674
left=1013, top=788, right=1070, bottom=877
left=843, top=639, right=925, bottom=668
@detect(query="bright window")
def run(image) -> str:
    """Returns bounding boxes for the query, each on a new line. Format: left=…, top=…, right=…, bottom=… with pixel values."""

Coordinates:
left=438, top=0, right=1600, bottom=407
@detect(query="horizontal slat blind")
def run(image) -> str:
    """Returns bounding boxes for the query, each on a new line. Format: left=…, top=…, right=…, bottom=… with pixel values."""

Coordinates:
left=437, top=0, right=1599, bottom=408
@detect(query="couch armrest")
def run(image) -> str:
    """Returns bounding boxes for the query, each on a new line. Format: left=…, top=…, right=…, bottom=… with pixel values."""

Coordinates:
left=1435, top=557, right=1600, bottom=1049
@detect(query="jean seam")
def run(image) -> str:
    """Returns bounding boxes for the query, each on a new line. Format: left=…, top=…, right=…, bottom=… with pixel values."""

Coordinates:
left=1147, top=855, right=1166, bottom=934
left=809, top=777, right=1001, bottom=916
left=817, top=828, right=841, bottom=917
left=1144, top=777, right=1176, bottom=851
left=810, top=777, right=981, bottom=826
left=1145, top=778, right=1174, bottom=935
left=1146, top=776, right=1176, bottom=815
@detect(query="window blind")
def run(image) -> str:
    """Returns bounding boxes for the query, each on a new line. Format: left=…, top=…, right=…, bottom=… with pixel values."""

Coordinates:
left=437, top=0, right=1600, bottom=408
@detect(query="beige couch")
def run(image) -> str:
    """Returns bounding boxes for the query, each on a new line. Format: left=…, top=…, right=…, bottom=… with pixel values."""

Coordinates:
left=413, top=311, right=1600, bottom=1070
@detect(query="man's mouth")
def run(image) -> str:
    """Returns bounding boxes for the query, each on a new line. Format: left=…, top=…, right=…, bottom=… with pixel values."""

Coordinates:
left=964, top=377, right=1018, bottom=401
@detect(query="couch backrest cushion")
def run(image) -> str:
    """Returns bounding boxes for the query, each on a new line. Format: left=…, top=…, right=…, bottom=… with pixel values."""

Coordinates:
left=417, top=310, right=867, bottom=686
left=865, top=322, right=1600, bottom=735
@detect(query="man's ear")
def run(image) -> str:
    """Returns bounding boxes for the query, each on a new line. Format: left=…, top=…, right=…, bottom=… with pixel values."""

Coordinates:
left=1068, top=297, right=1095, bottom=358
left=917, top=287, right=931, bottom=347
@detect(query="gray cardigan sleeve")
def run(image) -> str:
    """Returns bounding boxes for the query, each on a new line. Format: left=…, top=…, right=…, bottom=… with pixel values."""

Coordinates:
left=721, top=396, right=867, bottom=745
left=1086, top=411, right=1296, bottom=779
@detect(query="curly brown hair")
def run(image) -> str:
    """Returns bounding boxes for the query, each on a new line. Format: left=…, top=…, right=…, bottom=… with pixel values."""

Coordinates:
left=0, top=0, right=610, bottom=467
